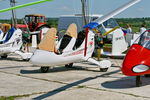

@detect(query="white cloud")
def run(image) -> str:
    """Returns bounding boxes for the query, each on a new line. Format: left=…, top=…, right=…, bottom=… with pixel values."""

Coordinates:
left=24, top=8, right=35, bottom=13
left=137, top=7, right=144, bottom=12
left=56, top=6, right=72, bottom=12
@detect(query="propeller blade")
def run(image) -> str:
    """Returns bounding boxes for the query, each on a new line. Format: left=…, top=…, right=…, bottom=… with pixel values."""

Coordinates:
left=0, top=0, right=53, bottom=13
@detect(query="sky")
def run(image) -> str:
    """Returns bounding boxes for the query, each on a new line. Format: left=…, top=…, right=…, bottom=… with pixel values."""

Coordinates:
left=0, top=0, right=149, bottom=19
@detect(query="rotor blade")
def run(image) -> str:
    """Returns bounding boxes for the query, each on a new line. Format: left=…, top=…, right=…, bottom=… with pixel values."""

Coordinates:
left=0, top=0, right=53, bottom=13
left=84, top=0, right=141, bottom=29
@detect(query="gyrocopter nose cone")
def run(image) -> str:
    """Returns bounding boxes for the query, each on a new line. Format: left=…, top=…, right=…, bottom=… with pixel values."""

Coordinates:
left=29, top=51, right=41, bottom=65
left=122, top=44, right=150, bottom=76
left=29, top=55, right=37, bottom=64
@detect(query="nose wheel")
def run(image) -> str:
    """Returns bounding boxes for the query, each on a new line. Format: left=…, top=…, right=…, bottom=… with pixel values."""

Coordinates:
left=100, top=68, right=108, bottom=72
left=40, top=66, right=49, bottom=73
left=136, top=76, right=142, bottom=87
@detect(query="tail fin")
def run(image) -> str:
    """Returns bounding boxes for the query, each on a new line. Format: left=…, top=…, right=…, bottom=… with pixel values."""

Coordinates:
left=31, top=35, right=37, bottom=48
left=112, top=28, right=128, bottom=55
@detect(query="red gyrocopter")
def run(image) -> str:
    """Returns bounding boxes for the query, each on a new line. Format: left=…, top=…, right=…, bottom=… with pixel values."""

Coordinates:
left=122, top=29, right=150, bottom=87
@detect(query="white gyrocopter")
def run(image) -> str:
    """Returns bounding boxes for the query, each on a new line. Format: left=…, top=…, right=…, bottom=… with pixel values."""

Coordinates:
left=29, top=0, right=140, bottom=73
left=0, top=27, right=32, bottom=59
left=30, top=23, right=112, bottom=73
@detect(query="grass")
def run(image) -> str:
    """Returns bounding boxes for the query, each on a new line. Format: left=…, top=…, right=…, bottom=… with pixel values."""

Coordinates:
left=0, top=94, right=31, bottom=100
left=103, top=44, right=112, bottom=48
left=0, top=96, right=15, bottom=100
left=77, top=85, right=86, bottom=88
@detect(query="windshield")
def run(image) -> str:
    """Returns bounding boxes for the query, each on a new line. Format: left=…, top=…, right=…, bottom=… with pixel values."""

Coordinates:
left=134, top=29, right=150, bottom=49
left=103, top=18, right=119, bottom=28
left=97, top=24, right=106, bottom=34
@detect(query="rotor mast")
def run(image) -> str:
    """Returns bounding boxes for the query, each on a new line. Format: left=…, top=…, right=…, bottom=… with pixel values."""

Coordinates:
left=81, top=0, right=89, bottom=26
left=10, top=0, right=17, bottom=27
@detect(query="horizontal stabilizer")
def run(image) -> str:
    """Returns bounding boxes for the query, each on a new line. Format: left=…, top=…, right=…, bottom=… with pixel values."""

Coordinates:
left=101, top=52, right=126, bottom=57
left=15, top=51, right=33, bottom=60
left=83, top=57, right=111, bottom=68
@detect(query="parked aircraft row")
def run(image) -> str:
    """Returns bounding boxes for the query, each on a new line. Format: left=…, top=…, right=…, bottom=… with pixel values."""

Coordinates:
left=1, top=0, right=149, bottom=87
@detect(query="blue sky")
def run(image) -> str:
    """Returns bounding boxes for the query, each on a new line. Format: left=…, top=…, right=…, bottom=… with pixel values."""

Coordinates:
left=0, top=0, right=149, bottom=19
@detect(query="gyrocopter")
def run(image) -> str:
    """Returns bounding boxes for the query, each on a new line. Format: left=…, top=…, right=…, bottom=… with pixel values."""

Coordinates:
left=0, top=0, right=52, bottom=59
left=30, top=23, right=112, bottom=73
left=30, top=0, right=141, bottom=73
left=122, top=29, right=150, bottom=87
left=0, top=27, right=32, bottom=59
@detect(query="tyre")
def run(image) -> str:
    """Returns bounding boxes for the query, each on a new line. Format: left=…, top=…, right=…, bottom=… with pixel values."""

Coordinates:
left=1, top=55, right=8, bottom=59
left=40, top=67, right=49, bottom=73
left=65, top=63, right=73, bottom=68
left=23, top=59, right=30, bottom=61
left=100, top=68, right=108, bottom=72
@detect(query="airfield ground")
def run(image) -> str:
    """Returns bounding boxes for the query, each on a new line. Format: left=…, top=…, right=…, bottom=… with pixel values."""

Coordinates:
left=0, top=55, right=150, bottom=100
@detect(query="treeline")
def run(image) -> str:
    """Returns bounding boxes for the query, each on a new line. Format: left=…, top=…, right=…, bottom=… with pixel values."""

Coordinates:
left=0, top=18, right=59, bottom=28
left=115, top=17, right=150, bottom=32
left=0, top=17, right=150, bottom=32
left=46, top=18, right=58, bottom=28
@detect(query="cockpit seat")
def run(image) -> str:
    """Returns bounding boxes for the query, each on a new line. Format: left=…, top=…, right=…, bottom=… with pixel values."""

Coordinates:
left=58, top=23, right=77, bottom=53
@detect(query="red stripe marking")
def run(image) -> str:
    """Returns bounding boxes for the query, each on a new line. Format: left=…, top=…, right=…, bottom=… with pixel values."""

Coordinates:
left=84, top=28, right=89, bottom=56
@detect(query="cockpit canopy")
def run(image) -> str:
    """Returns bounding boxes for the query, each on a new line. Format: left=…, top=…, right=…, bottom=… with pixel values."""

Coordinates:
left=134, top=29, right=150, bottom=49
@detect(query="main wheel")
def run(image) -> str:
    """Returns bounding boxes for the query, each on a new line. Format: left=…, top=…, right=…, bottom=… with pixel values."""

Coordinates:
left=100, top=68, right=108, bottom=72
left=136, top=76, right=142, bottom=87
left=40, top=67, right=49, bottom=73
left=65, top=63, right=73, bottom=68
left=23, top=59, right=30, bottom=61
left=1, top=55, right=8, bottom=59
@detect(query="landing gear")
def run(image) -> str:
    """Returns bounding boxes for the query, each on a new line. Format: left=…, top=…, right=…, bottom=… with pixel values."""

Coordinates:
left=23, top=59, right=30, bottom=61
left=65, top=63, right=73, bottom=68
left=144, top=74, right=150, bottom=77
left=40, top=66, right=49, bottom=73
left=1, top=55, right=8, bottom=59
left=100, top=68, right=108, bottom=72
left=136, top=76, right=142, bottom=87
